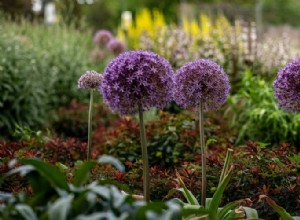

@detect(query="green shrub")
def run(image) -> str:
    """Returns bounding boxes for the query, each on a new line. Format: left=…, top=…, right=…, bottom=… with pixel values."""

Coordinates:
left=226, top=69, right=300, bottom=147
left=0, top=30, right=50, bottom=139
left=0, top=18, right=103, bottom=139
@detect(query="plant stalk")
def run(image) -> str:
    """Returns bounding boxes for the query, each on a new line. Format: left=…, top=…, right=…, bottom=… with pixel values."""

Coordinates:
left=199, top=100, right=207, bottom=207
left=87, top=90, right=94, bottom=160
left=219, top=148, right=234, bottom=186
left=138, top=104, right=150, bottom=202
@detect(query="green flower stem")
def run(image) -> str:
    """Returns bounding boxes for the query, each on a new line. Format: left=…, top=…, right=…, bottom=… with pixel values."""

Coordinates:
left=87, top=89, right=94, bottom=160
left=219, top=148, right=234, bottom=186
left=138, top=103, right=150, bottom=202
left=199, top=100, right=207, bottom=207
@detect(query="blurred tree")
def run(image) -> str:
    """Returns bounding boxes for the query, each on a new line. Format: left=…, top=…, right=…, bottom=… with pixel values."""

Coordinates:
left=54, top=0, right=83, bottom=26
left=83, top=0, right=119, bottom=31
left=0, top=0, right=32, bottom=19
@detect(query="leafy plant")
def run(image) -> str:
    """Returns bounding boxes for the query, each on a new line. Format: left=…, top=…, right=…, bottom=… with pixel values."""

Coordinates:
left=0, top=17, right=102, bottom=139
left=170, top=148, right=259, bottom=220
left=0, top=156, right=188, bottom=220
left=226, top=69, right=300, bottom=148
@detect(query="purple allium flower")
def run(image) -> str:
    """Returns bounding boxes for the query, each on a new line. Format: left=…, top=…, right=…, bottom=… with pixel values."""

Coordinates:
left=100, top=50, right=174, bottom=115
left=107, top=39, right=126, bottom=56
left=78, top=70, right=102, bottom=90
left=273, top=58, right=300, bottom=112
left=93, top=30, right=113, bottom=46
left=173, top=59, right=230, bottom=110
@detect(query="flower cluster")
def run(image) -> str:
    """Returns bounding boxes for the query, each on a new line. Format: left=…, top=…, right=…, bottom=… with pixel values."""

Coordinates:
left=107, top=39, right=126, bottom=56
left=173, top=59, right=230, bottom=110
left=91, top=29, right=127, bottom=62
left=273, top=58, right=300, bottom=112
left=100, top=50, right=174, bottom=115
left=93, top=30, right=113, bottom=46
left=78, top=70, right=102, bottom=90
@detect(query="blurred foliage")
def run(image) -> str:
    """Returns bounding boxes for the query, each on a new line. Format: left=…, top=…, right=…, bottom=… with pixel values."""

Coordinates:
left=0, top=0, right=32, bottom=19
left=54, top=0, right=83, bottom=27
left=0, top=17, right=101, bottom=139
left=226, top=70, right=300, bottom=148
left=52, top=100, right=118, bottom=141
left=262, top=0, right=300, bottom=26
left=0, top=157, right=185, bottom=219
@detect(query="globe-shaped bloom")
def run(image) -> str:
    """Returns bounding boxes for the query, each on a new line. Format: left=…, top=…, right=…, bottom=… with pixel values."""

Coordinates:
left=100, top=50, right=174, bottom=115
left=273, top=58, right=300, bottom=112
left=93, top=30, right=113, bottom=46
left=78, top=70, right=102, bottom=90
left=107, top=39, right=126, bottom=56
left=173, top=59, right=230, bottom=110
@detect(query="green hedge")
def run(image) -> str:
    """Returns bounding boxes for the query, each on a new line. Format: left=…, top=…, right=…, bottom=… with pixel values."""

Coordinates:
left=0, top=19, right=101, bottom=139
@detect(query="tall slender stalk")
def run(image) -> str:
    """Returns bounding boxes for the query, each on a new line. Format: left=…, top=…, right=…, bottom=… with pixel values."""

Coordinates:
left=87, top=90, right=94, bottom=160
left=138, top=103, right=150, bottom=202
left=199, top=100, right=206, bottom=207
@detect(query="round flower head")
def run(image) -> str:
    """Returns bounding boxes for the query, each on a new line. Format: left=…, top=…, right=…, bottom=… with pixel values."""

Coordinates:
left=273, top=58, right=300, bottom=112
left=93, top=30, right=113, bottom=46
left=100, top=50, right=174, bottom=115
left=107, top=39, right=126, bottom=56
left=173, top=59, right=230, bottom=110
left=78, top=70, right=102, bottom=90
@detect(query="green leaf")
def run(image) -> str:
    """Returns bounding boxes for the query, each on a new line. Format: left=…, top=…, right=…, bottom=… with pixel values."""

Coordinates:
left=20, top=158, right=69, bottom=191
left=73, top=161, right=97, bottom=187
left=260, top=195, right=294, bottom=220
left=15, top=204, right=38, bottom=220
left=48, top=194, right=74, bottom=220
left=218, top=200, right=244, bottom=219
left=208, top=166, right=234, bottom=220
left=243, top=206, right=259, bottom=218
left=176, top=172, right=199, bottom=206
left=181, top=205, right=209, bottom=218
left=75, top=212, right=114, bottom=220
left=98, top=155, right=125, bottom=172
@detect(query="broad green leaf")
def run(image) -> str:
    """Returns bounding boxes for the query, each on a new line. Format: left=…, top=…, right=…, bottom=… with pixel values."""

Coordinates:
left=20, top=158, right=69, bottom=191
left=243, top=206, right=259, bottom=218
left=73, top=161, right=97, bottom=187
left=48, top=194, right=74, bottom=220
left=205, top=198, right=212, bottom=209
left=176, top=172, right=199, bottom=206
left=134, top=202, right=167, bottom=219
left=75, top=212, right=115, bottom=220
left=98, top=155, right=124, bottom=172
left=260, top=195, right=294, bottom=220
left=218, top=200, right=244, bottom=219
left=15, top=204, right=38, bottom=220
left=208, top=166, right=234, bottom=220
left=181, top=205, right=209, bottom=218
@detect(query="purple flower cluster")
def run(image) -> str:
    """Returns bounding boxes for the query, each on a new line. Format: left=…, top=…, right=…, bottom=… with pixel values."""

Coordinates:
left=100, top=50, right=174, bottom=115
left=173, top=59, right=230, bottom=110
left=273, top=58, right=300, bottom=112
left=78, top=70, right=102, bottom=90
left=107, top=39, right=126, bottom=56
left=93, top=30, right=113, bottom=46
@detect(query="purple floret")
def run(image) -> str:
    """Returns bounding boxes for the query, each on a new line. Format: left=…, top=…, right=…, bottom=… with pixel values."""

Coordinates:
left=100, top=50, right=174, bottom=115
left=93, top=30, right=113, bottom=46
left=173, top=59, right=230, bottom=111
left=274, top=58, right=300, bottom=112
left=78, top=70, right=102, bottom=90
